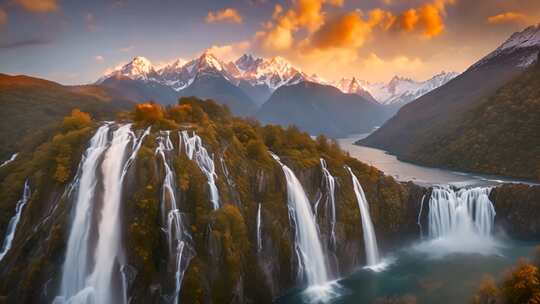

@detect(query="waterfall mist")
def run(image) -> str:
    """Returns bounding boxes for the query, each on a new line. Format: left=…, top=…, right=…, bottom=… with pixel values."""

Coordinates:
left=415, top=186, right=498, bottom=257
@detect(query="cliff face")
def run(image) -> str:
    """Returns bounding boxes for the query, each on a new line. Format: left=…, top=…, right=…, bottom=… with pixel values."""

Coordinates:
left=0, top=99, right=427, bottom=303
left=490, top=184, right=540, bottom=240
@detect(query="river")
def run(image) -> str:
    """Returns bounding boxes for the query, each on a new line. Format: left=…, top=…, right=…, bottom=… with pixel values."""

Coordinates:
left=337, top=134, right=538, bottom=187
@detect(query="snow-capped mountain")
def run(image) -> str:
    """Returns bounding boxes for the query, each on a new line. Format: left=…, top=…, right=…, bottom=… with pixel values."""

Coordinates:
left=234, top=54, right=307, bottom=90
left=98, top=51, right=457, bottom=107
left=99, top=51, right=308, bottom=93
left=472, top=23, right=540, bottom=69
left=334, top=71, right=458, bottom=105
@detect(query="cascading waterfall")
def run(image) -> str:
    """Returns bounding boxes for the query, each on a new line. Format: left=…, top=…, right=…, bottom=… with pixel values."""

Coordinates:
left=271, top=153, right=329, bottom=287
left=87, top=124, right=133, bottom=304
left=0, top=153, right=18, bottom=168
left=415, top=186, right=498, bottom=256
left=257, top=203, right=262, bottom=252
left=428, top=186, right=495, bottom=239
left=417, top=194, right=426, bottom=239
left=55, top=124, right=147, bottom=304
left=180, top=131, right=219, bottom=209
left=0, top=180, right=30, bottom=262
left=155, top=131, right=193, bottom=303
left=58, top=124, right=110, bottom=299
left=346, top=166, right=380, bottom=267
left=319, top=159, right=337, bottom=249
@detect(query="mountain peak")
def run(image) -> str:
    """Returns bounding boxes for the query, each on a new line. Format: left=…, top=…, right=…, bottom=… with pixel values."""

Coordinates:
left=499, top=24, right=540, bottom=51
left=472, top=24, right=540, bottom=69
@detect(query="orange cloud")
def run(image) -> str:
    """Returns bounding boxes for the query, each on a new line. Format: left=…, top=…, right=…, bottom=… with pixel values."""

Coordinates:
left=16, top=0, right=58, bottom=13
left=487, top=12, right=528, bottom=25
left=311, top=12, right=382, bottom=50
left=0, top=9, right=7, bottom=26
left=418, top=3, right=445, bottom=38
left=391, top=0, right=452, bottom=38
left=206, top=8, right=243, bottom=24
left=398, top=9, right=419, bottom=32
left=256, top=0, right=344, bottom=52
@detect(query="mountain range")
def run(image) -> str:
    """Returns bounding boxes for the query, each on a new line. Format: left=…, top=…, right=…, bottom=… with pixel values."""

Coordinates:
left=361, top=24, right=540, bottom=180
left=333, top=71, right=458, bottom=106
left=97, top=51, right=456, bottom=112
left=95, top=51, right=457, bottom=136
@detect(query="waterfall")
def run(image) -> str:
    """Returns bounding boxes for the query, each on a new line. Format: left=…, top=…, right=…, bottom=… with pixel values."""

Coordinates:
left=257, top=203, right=262, bottom=252
left=156, top=131, right=193, bottom=303
left=87, top=124, right=133, bottom=304
left=180, top=131, right=219, bottom=209
left=55, top=124, right=144, bottom=304
left=271, top=153, right=329, bottom=287
left=0, top=153, right=18, bottom=168
left=0, top=179, right=30, bottom=262
left=319, top=159, right=337, bottom=249
left=428, top=186, right=495, bottom=239
left=346, top=166, right=380, bottom=266
left=58, top=124, right=110, bottom=299
left=418, top=194, right=426, bottom=239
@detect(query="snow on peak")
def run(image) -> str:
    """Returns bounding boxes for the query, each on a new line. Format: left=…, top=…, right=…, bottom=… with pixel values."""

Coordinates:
left=97, top=50, right=456, bottom=103
left=333, top=72, right=458, bottom=105
left=233, top=54, right=307, bottom=90
left=497, top=24, right=540, bottom=53
left=473, top=24, right=540, bottom=69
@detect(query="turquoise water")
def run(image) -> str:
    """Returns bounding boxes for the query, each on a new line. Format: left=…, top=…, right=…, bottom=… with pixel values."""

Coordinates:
left=276, top=238, right=538, bottom=304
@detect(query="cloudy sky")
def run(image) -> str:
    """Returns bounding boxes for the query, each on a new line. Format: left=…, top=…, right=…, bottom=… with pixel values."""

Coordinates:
left=1, top=0, right=539, bottom=84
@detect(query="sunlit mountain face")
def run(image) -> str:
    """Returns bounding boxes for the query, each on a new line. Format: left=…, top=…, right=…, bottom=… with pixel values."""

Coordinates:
left=2, top=1, right=540, bottom=304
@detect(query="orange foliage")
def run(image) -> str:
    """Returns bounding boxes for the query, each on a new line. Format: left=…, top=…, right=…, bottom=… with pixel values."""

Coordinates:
left=134, top=102, right=164, bottom=123
left=62, top=109, right=92, bottom=132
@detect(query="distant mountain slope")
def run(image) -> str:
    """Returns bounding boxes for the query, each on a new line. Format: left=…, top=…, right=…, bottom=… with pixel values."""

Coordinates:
left=179, top=74, right=257, bottom=116
left=257, top=81, right=390, bottom=137
left=361, top=24, right=540, bottom=180
left=100, top=74, right=179, bottom=105
left=400, top=61, right=540, bottom=179
left=0, top=74, right=134, bottom=159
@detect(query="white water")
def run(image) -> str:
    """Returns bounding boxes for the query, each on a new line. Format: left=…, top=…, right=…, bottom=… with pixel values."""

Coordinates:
left=346, top=166, right=381, bottom=267
left=0, top=153, right=18, bottom=168
left=417, top=194, right=426, bottom=239
left=319, top=159, right=337, bottom=249
left=55, top=124, right=142, bottom=304
left=271, top=153, right=329, bottom=287
left=58, top=125, right=110, bottom=299
left=0, top=180, right=30, bottom=262
left=416, top=186, right=498, bottom=257
left=181, top=131, right=220, bottom=209
left=428, top=187, right=495, bottom=238
left=87, top=124, right=133, bottom=304
left=156, top=131, right=193, bottom=303
left=257, top=203, right=262, bottom=252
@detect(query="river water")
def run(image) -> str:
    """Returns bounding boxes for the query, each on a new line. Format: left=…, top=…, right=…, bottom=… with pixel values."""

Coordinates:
left=337, top=134, right=538, bottom=187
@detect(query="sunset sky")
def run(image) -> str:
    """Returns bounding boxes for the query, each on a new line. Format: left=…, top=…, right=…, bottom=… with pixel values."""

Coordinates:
left=1, top=0, right=539, bottom=84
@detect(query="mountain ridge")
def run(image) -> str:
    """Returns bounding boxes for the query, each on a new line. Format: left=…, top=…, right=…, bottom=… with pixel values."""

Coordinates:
left=361, top=24, right=540, bottom=180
